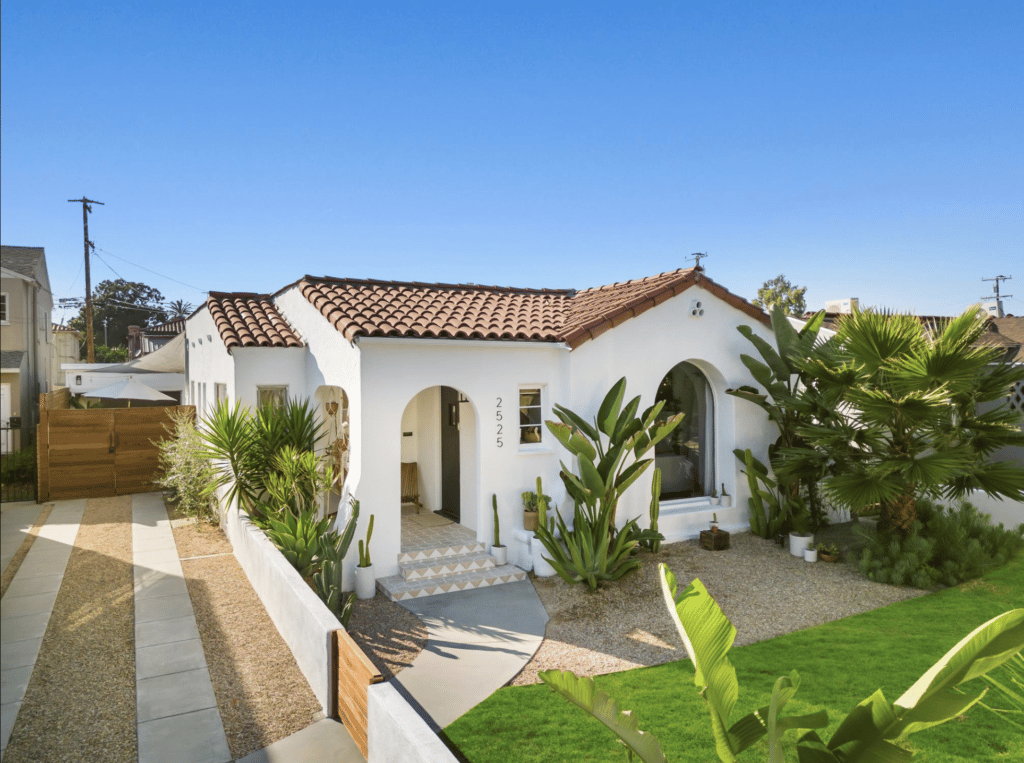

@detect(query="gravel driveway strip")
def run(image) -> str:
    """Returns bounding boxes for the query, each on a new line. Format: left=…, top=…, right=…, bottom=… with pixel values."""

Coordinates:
left=4, top=496, right=137, bottom=763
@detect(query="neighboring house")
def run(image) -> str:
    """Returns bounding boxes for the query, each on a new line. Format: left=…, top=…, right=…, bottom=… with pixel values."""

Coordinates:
left=64, top=332, right=186, bottom=405
left=128, top=318, right=186, bottom=359
left=50, top=324, right=81, bottom=387
left=1, top=245, right=55, bottom=451
left=186, top=267, right=778, bottom=579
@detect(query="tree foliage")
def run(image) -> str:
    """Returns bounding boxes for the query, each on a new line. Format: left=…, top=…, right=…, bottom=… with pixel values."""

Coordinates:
left=68, top=278, right=167, bottom=350
left=752, top=274, right=807, bottom=318
left=166, top=299, right=194, bottom=319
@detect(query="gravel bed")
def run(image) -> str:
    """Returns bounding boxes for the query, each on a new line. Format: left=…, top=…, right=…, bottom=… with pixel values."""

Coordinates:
left=514, top=528, right=926, bottom=686
left=171, top=514, right=323, bottom=760
left=347, top=594, right=428, bottom=680
left=0, top=503, right=53, bottom=597
left=5, top=496, right=137, bottom=763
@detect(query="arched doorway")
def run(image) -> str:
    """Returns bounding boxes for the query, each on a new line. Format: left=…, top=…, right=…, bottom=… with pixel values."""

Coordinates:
left=399, top=385, right=479, bottom=532
left=654, top=361, right=715, bottom=500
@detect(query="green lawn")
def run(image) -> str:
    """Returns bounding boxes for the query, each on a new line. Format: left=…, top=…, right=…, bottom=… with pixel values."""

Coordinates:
left=444, top=557, right=1024, bottom=763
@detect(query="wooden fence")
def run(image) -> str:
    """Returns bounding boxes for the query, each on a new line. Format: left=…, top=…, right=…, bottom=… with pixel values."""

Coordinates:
left=37, top=406, right=193, bottom=501
left=334, top=628, right=383, bottom=757
left=39, top=387, right=72, bottom=412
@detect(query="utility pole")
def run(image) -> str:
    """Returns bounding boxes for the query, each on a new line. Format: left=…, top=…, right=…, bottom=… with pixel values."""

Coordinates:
left=68, top=198, right=104, bottom=362
left=981, top=275, right=1013, bottom=318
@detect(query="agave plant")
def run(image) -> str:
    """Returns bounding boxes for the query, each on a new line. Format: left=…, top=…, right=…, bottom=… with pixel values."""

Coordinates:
left=312, top=498, right=361, bottom=627
left=540, top=563, right=1024, bottom=762
left=264, top=509, right=334, bottom=578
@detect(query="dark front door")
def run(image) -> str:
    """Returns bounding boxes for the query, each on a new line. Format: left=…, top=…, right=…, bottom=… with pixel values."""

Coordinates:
left=439, top=386, right=461, bottom=522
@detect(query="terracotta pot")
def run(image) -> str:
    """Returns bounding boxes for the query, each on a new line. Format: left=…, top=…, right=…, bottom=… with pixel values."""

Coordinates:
left=523, top=510, right=539, bottom=532
left=820, top=552, right=840, bottom=563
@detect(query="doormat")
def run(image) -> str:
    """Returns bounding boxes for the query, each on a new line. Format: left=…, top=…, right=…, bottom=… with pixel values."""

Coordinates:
left=409, top=513, right=454, bottom=528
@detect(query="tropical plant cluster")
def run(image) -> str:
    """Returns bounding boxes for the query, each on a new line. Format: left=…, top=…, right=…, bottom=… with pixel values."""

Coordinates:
left=153, top=407, right=217, bottom=523
left=533, top=378, right=680, bottom=591
left=169, top=397, right=358, bottom=625
left=857, top=500, right=1024, bottom=588
left=730, top=305, right=1024, bottom=540
left=540, top=563, right=1024, bottom=763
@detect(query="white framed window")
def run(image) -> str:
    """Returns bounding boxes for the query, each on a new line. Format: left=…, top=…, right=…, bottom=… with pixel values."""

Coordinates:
left=654, top=361, right=715, bottom=500
left=0, top=293, right=8, bottom=324
left=519, top=386, right=544, bottom=445
left=258, top=385, right=288, bottom=410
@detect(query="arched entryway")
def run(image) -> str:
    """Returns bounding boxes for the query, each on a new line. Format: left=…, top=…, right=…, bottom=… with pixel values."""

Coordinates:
left=398, top=385, right=479, bottom=533
left=654, top=361, right=715, bottom=500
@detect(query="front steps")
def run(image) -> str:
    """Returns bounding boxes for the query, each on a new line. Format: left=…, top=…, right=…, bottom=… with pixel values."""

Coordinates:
left=377, top=539, right=526, bottom=601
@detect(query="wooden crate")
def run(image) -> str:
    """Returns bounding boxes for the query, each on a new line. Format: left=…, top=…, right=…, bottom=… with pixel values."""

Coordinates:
left=699, top=529, right=730, bottom=551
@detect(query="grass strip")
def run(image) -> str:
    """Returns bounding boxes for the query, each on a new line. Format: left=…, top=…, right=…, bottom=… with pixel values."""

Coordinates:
left=0, top=503, right=53, bottom=597
left=445, top=557, right=1024, bottom=763
left=5, top=496, right=137, bottom=763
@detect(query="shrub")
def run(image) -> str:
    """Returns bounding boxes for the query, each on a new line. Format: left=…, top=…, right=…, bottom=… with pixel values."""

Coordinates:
left=857, top=499, right=1024, bottom=588
left=154, top=408, right=217, bottom=523
left=0, top=446, right=36, bottom=485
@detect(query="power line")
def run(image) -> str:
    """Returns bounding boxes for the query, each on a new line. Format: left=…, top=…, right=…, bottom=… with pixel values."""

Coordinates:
left=95, top=245, right=205, bottom=292
left=93, top=250, right=126, bottom=281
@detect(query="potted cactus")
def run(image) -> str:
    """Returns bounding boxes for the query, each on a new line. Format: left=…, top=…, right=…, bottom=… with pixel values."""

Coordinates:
left=491, top=493, right=507, bottom=565
left=354, top=514, right=375, bottom=600
left=818, top=542, right=840, bottom=563
left=803, top=539, right=818, bottom=563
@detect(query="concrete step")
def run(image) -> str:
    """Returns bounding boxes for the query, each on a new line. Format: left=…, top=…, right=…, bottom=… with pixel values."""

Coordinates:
left=400, top=551, right=496, bottom=581
left=377, top=564, right=527, bottom=602
left=397, top=539, right=487, bottom=565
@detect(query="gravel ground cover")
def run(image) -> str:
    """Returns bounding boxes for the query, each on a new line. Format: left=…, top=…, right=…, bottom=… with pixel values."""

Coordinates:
left=515, top=526, right=926, bottom=686
left=169, top=511, right=323, bottom=759
left=0, top=503, right=53, bottom=597
left=5, top=496, right=137, bottom=763
left=167, top=501, right=426, bottom=756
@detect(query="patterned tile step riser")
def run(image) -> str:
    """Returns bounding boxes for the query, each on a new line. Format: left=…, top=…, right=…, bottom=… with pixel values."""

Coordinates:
left=397, top=541, right=487, bottom=564
left=378, top=565, right=527, bottom=602
left=401, top=552, right=496, bottom=581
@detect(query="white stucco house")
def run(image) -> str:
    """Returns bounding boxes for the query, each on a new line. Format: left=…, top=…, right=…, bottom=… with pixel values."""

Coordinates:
left=185, top=266, right=779, bottom=594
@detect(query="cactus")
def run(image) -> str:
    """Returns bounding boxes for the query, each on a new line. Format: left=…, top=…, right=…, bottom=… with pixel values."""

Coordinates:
left=358, top=513, right=374, bottom=567
left=646, top=467, right=662, bottom=552
left=536, top=476, right=548, bottom=533
left=492, top=493, right=501, bottom=547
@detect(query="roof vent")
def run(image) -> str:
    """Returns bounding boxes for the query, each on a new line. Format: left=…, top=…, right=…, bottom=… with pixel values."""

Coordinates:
left=690, top=299, right=705, bottom=318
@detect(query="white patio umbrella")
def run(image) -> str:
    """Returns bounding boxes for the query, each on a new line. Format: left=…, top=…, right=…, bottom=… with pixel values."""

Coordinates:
left=83, top=378, right=176, bottom=406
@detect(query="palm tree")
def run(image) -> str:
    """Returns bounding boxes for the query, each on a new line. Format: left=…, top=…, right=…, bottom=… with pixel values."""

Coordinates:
left=781, top=308, right=1024, bottom=535
left=167, top=299, right=194, bottom=319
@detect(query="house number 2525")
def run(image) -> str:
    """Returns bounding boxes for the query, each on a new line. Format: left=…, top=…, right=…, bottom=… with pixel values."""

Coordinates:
left=496, top=397, right=503, bottom=447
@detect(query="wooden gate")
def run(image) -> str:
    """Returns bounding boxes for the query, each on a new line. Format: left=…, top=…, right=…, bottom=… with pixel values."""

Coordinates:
left=334, top=629, right=383, bottom=758
left=38, top=406, right=192, bottom=501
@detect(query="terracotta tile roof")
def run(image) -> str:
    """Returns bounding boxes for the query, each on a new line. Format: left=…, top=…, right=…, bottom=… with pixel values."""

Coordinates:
left=145, top=318, right=185, bottom=336
left=297, top=268, right=769, bottom=348
left=206, top=292, right=304, bottom=349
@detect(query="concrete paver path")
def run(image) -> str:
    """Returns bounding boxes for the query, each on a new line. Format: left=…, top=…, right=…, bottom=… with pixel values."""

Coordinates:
left=393, top=579, right=548, bottom=729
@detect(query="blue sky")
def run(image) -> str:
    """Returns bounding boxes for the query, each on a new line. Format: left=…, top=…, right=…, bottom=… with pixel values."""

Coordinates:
left=3, top=1, right=1022, bottom=324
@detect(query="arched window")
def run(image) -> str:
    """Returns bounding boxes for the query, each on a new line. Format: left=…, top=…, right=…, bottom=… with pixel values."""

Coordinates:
left=654, top=361, right=715, bottom=500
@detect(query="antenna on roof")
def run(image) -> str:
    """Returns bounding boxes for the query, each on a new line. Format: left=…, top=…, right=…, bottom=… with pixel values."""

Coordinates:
left=688, top=252, right=708, bottom=271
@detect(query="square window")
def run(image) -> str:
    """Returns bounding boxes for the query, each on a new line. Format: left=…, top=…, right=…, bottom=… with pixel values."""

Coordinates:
left=519, top=387, right=543, bottom=444
left=0, top=293, right=8, bottom=324
left=258, top=385, right=287, bottom=410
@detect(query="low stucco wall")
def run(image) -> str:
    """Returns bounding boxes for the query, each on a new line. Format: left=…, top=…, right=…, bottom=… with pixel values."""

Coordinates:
left=223, top=506, right=338, bottom=714
left=943, top=491, right=1024, bottom=530
left=368, top=683, right=459, bottom=763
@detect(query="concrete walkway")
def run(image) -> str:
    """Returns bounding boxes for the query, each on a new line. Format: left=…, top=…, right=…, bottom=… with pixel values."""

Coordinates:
left=393, top=579, right=549, bottom=729
left=1, top=498, right=86, bottom=758
left=132, top=492, right=233, bottom=763
left=2, top=494, right=363, bottom=763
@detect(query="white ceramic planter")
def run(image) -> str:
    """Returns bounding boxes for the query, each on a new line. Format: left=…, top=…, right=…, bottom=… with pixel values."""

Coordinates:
left=789, top=532, right=812, bottom=557
left=491, top=544, right=508, bottom=566
left=719, top=495, right=732, bottom=508
left=531, top=537, right=556, bottom=577
left=354, top=565, right=376, bottom=600
left=804, top=547, right=818, bottom=563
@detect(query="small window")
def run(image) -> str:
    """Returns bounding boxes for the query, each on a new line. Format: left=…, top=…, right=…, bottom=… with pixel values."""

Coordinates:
left=258, top=385, right=288, bottom=410
left=0, top=293, right=8, bottom=324
left=519, top=387, right=543, bottom=444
